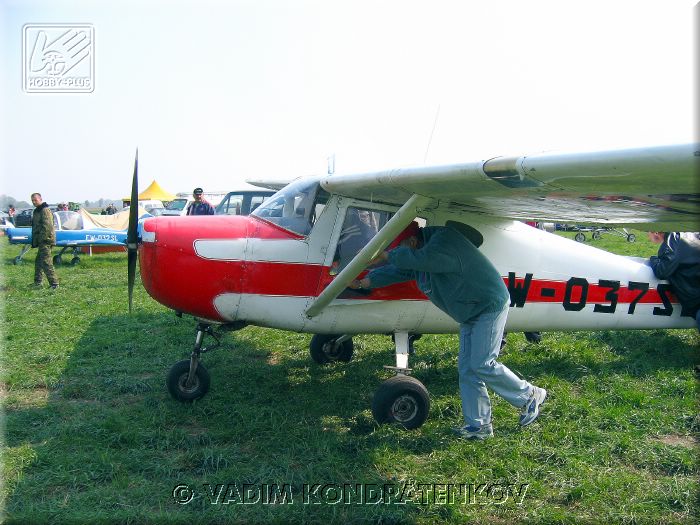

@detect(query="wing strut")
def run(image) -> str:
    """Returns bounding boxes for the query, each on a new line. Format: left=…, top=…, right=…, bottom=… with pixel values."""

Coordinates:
left=305, top=193, right=431, bottom=318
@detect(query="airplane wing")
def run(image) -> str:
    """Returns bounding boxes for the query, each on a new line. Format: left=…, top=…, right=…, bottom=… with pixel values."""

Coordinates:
left=320, top=144, right=699, bottom=231
left=246, top=179, right=294, bottom=191
left=56, top=238, right=127, bottom=247
left=6, top=228, right=127, bottom=247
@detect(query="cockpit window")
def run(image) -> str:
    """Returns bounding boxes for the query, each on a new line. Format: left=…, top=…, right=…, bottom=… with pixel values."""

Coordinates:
left=54, top=211, right=84, bottom=230
left=332, top=207, right=392, bottom=272
left=251, top=178, right=329, bottom=236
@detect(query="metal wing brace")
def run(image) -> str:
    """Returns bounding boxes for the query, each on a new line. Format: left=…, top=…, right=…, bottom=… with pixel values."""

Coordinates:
left=305, top=193, right=432, bottom=318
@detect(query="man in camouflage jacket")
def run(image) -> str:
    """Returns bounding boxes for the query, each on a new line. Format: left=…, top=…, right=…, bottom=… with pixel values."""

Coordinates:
left=31, top=192, right=59, bottom=289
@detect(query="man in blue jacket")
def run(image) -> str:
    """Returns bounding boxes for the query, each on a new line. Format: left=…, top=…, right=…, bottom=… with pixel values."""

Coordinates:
left=648, top=231, right=700, bottom=332
left=186, top=188, right=215, bottom=216
left=351, top=222, right=546, bottom=440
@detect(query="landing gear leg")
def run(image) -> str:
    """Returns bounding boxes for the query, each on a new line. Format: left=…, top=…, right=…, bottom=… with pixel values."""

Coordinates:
left=14, top=245, right=31, bottom=264
left=166, top=322, right=219, bottom=402
left=309, top=334, right=354, bottom=364
left=70, top=247, right=82, bottom=265
left=371, top=331, right=430, bottom=430
left=53, top=246, right=71, bottom=265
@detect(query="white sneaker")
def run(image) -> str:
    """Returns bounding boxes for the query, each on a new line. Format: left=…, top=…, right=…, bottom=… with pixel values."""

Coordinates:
left=519, top=387, right=547, bottom=426
left=452, top=423, right=494, bottom=440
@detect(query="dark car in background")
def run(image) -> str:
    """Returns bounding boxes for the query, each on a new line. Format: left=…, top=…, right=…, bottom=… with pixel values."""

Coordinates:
left=215, top=189, right=275, bottom=216
left=12, top=204, right=62, bottom=227
left=12, top=208, right=34, bottom=227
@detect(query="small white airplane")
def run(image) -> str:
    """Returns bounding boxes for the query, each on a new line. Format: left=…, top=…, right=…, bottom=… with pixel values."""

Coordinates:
left=126, top=143, right=698, bottom=429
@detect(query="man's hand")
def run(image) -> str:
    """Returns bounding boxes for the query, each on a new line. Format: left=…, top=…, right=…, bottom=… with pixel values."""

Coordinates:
left=369, top=251, right=389, bottom=266
left=400, top=236, right=418, bottom=249
left=349, top=278, right=371, bottom=289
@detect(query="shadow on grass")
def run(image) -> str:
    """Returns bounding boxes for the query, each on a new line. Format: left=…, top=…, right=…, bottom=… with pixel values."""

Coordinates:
left=3, top=313, right=424, bottom=524
left=502, top=329, right=699, bottom=383
left=5, top=309, right=697, bottom=524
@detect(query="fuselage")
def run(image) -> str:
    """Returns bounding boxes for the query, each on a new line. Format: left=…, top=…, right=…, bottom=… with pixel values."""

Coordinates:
left=138, top=184, right=695, bottom=335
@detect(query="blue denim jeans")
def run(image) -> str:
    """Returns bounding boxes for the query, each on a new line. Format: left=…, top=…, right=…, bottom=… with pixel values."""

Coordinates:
left=458, top=302, right=532, bottom=427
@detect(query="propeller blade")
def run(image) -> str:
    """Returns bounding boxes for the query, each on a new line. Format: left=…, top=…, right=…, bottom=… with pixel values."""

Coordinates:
left=127, top=150, right=139, bottom=312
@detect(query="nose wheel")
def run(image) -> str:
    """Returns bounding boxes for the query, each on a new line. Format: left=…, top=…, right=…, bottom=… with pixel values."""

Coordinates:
left=166, top=322, right=220, bottom=402
left=166, top=359, right=210, bottom=401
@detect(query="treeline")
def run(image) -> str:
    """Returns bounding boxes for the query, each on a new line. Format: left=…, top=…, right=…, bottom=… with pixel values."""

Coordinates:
left=1, top=194, right=121, bottom=211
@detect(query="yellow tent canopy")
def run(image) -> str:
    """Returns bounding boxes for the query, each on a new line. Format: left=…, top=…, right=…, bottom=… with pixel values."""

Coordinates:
left=122, top=180, right=177, bottom=202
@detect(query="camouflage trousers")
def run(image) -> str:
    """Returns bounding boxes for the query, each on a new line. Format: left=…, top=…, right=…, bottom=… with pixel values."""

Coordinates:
left=34, top=244, right=59, bottom=286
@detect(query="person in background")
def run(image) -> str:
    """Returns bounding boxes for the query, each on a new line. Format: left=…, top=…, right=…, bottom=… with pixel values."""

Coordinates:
left=186, top=187, right=215, bottom=216
left=30, top=192, right=59, bottom=290
left=648, top=231, right=700, bottom=333
left=350, top=222, right=546, bottom=440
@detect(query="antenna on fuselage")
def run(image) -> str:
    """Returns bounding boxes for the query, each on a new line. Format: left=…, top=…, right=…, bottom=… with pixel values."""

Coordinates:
left=423, top=104, right=441, bottom=164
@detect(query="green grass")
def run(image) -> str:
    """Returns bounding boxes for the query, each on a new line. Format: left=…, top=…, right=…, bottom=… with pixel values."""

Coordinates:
left=1, top=231, right=698, bottom=524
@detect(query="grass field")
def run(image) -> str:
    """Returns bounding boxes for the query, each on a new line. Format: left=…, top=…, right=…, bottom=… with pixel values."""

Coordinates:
left=1, top=230, right=698, bottom=524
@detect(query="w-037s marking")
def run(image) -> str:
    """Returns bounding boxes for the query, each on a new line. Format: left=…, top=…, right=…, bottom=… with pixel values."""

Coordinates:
left=506, top=272, right=694, bottom=318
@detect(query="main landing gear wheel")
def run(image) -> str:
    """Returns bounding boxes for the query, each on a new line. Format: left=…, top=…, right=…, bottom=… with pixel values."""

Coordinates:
left=53, top=255, right=63, bottom=265
left=574, top=232, right=585, bottom=243
left=166, top=359, right=211, bottom=402
left=627, top=233, right=636, bottom=243
left=372, top=375, right=430, bottom=430
left=309, top=334, right=354, bottom=364
left=592, top=231, right=601, bottom=240
left=13, top=257, right=21, bottom=265
left=70, top=256, right=81, bottom=265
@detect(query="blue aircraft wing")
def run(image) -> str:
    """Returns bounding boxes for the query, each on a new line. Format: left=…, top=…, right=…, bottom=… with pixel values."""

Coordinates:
left=6, top=227, right=127, bottom=246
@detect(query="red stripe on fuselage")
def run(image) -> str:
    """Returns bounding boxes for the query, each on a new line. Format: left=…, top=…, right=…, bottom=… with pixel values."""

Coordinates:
left=139, top=215, right=679, bottom=321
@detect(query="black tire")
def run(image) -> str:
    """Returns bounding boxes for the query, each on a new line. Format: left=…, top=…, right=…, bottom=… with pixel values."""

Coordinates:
left=53, top=255, right=63, bottom=265
left=627, top=233, right=636, bottom=243
left=574, top=232, right=585, bottom=243
left=13, top=257, right=21, bottom=265
left=70, top=256, right=80, bottom=265
left=592, top=231, right=601, bottom=240
left=309, top=334, right=353, bottom=364
left=166, top=359, right=210, bottom=402
left=371, top=375, right=430, bottom=430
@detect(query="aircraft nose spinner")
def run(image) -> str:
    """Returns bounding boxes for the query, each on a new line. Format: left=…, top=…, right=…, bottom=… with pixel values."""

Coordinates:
left=139, top=215, right=252, bottom=322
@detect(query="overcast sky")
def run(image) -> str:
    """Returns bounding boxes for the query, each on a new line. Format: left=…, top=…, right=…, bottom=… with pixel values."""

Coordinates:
left=0, top=0, right=695, bottom=203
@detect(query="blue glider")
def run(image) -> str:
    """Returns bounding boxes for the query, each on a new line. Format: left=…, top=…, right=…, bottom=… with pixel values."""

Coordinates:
left=6, top=209, right=149, bottom=265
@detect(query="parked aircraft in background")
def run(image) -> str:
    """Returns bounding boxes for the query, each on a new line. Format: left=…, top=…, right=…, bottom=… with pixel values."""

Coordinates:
left=7, top=208, right=149, bottom=265
left=125, top=143, right=698, bottom=429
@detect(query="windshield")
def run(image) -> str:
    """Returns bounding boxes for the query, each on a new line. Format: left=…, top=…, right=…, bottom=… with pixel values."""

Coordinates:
left=252, top=178, right=328, bottom=235
left=54, top=211, right=84, bottom=230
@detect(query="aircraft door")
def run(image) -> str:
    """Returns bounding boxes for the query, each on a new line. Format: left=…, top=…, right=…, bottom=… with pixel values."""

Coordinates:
left=309, top=201, right=430, bottom=334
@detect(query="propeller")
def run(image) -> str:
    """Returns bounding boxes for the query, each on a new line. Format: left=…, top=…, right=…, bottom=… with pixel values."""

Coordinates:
left=127, top=150, right=139, bottom=312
